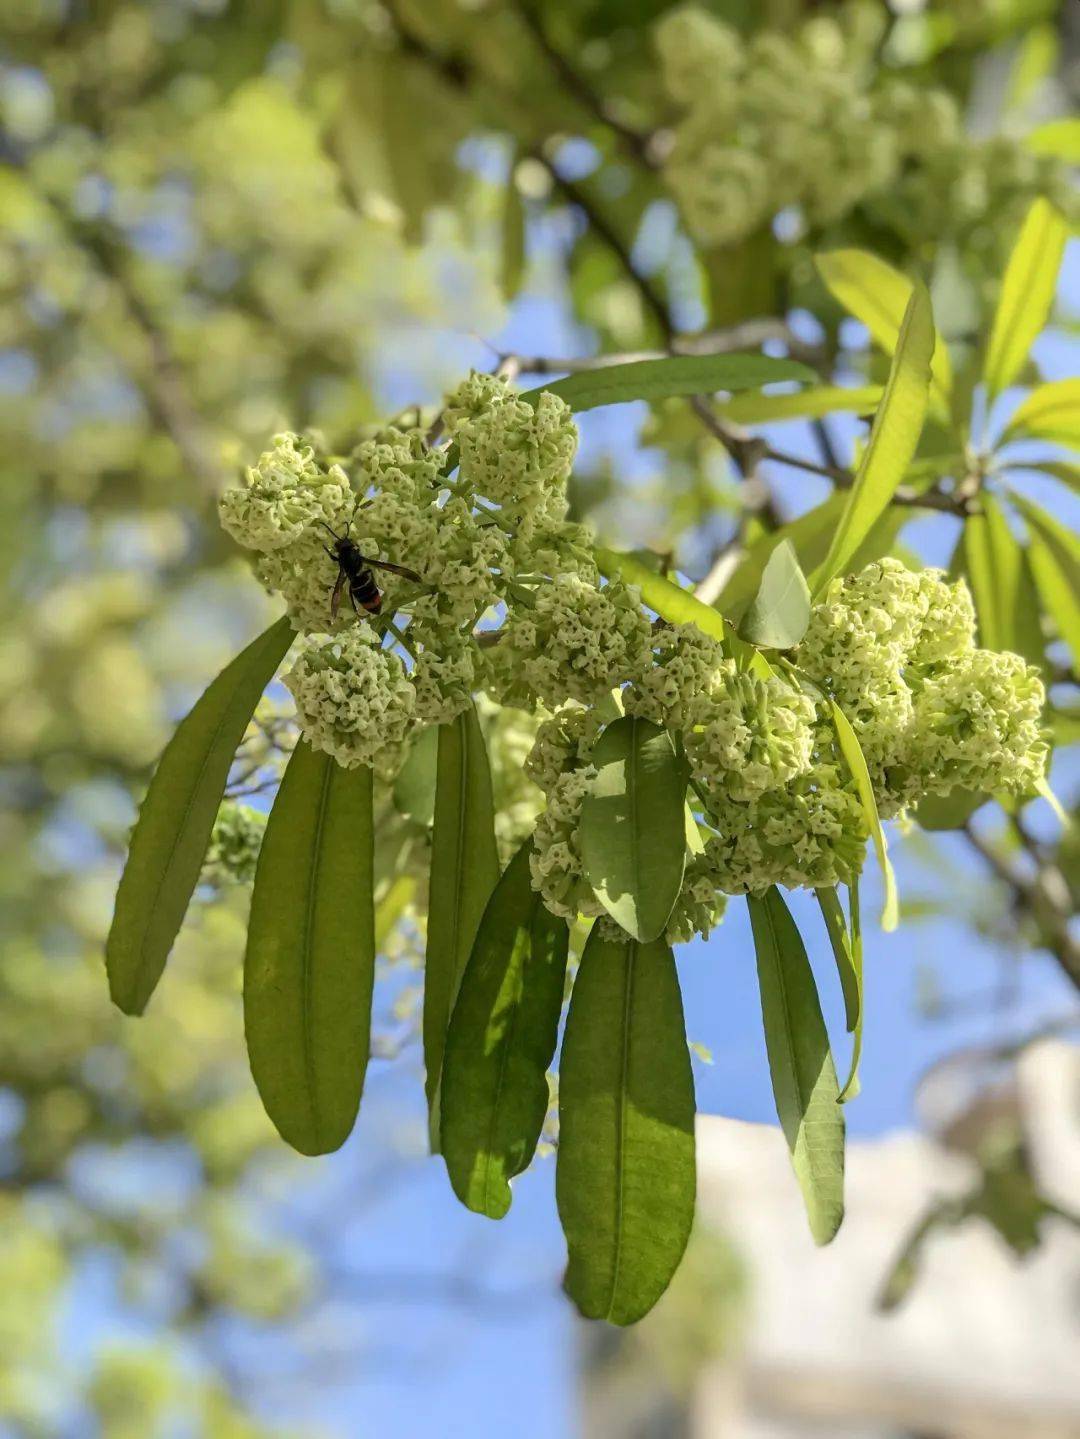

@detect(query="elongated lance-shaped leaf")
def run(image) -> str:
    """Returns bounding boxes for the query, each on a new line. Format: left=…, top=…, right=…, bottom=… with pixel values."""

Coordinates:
left=441, top=840, right=569, bottom=1218
left=1008, top=489, right=1080, bottom=666
left=520, top=354, right=814, bottom=414
left=961, top=494, right=1045, bottom=669
left=594, top=547, right=775, bottom=679
left=984, top=198, right=1067, bottom=399
left=557, top=924, right=696, bottom=1325
left=424, top=702, right=499, bottom=1147
left=579, top=716, right=688, bottom=943
left=716, top=384, right=883, bottom=426
left=595, top=547, right=728, bottom=639
left=811, top=284, right=935, bottom=598
left=244, top=740, right=375, bottom=1156
left=106, top=615, right=293, bottom=1016
left=816, top=882, right=863, bottom=1102
left=815, top=250, right=952, bottom=414
left=1001, top=378, right=1080, bottom=449
left=831, top=701, right=899, bottom=931
left=393, top=723, right=438, bottom=827
left=739, top=540, right=811, bottom=650
left=499, top=161, right=526, bottom=303
left=1026, top=117, right=1080, bottom=162
left=748, top=887, right=845, bottom=1244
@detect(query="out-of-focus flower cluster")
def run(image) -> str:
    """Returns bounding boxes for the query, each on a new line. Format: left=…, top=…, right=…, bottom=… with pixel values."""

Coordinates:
left=656, top=7, right=1077, bottom=258
left=222, top=383, right=1047, bottom=948
left=203, top=801, right=267, bottom=886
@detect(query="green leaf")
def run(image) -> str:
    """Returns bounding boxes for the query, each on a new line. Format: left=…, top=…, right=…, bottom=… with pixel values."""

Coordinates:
left=716, top=385, right=883, bottom=426
left=1026, top=117, right=1080, bottom=163
left=816, top=882, right=863, bottom=1103
left=747, top=887, right=845, bottom=1244
left=424, top=702, right=500, bottom=1145
left=499, top=165, right=526, bottom=303
left=718, top=495, right=906, bottom=616
left=739, top=540, right=811, bottom=650
left=441, top=840, right=569, bottom=1218
left=1001, top=379, right=1080, bottom=449
left=106, top=616, right=293, bottom=1016
left=393, top=724, right=439, bottom=827
left=810, top=284, right=935, bottom=597
left=1008, top=489, right=1080, bottom=666
left=521, top=354, right=815, bottom=414
left=830, top=701, right=899, bottom=931
left=984, top=198, right=1067, bottom=399
left=915, top=787, right=990, bottom=831
left=580, top=716, right=688, bottom=943
left=244, top=740, right=375, bottom=1156
left=557, top=924, right=696, bottom=1325
left=815, top=250, right=951, bottom=414
left=1050, top=703, right=1080, bottom=747
left=961, top=493, right=1045, bottom=668
left=816, top=887, right=858, bottom=1035
left=594, top=547, right=727, bottom=641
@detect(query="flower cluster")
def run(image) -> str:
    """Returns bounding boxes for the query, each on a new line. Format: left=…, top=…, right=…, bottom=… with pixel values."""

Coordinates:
left=655, top=7, right=1076, bottom=258
left=223, top=379, right=1048, bottom=951
left=796, top=559, right=1047, bottom=817
left=626, top=629, right=868, bottom=899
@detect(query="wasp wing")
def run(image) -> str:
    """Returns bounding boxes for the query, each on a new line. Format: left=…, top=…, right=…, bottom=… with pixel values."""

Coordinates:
left=363, top=557, right=424, bottom=584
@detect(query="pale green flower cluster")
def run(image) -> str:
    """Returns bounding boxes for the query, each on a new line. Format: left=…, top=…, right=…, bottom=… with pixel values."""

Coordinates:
left=283, top=626, right=417, bottom=777
left=225, top=386, right=1047, bottom=951
left=656, top=7, right=1075, bottom=254
left=219, top=433, right=350, bottom=554
left=797, top=559, right=1047, bottom=816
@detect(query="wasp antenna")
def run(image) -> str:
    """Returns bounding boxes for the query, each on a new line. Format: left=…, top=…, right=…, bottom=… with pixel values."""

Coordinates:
left=319, top=520, right=342, bottom=541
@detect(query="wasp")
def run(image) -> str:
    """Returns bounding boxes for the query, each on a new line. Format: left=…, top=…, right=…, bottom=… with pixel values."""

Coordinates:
left=320, top=522, right=424, bottom=619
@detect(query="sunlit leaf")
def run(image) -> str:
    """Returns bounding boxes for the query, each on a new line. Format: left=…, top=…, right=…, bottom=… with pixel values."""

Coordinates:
left=739, top=540, right=811, bottom=650
left=595, top=546, right=726, bottom=640
left=557, top=924, right=696, bottom=1324
left=441, top=840, right=569, bottom=1218
left=425, top=702, right=500, bottom=1149
left=244, top=740, right=375, bottom=1156
left=815, top=250, right=951, bottom=414
left=961, top=493, right=1045, bottom=668
left=831, top=701, right=899, bottom=931
left=1001, top=379, right=1080, bottom=449
left=915, top=787, right=990, bottom=830
left=747, top=887, right=845, bottom=1244
left=1026, top=117, right=1080, bottom=163
left=984, top=199, right=1067, bottom=399
left=522, top=354, right=814, bottom=413
left=817, top=882, right=863, bottom=1102
left=810, top=284, right=935, bottom=597
left=1008, top=489, right=1080, bottom=665
left=393, top=724, right=439, bottom=827
left=106, top=616, right=293, bottom=1016
left=718, top=496, right=906, bottom=616
left=715, top=385, right=882, bottom=426
left=579, top=716, right=688, bottom=943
